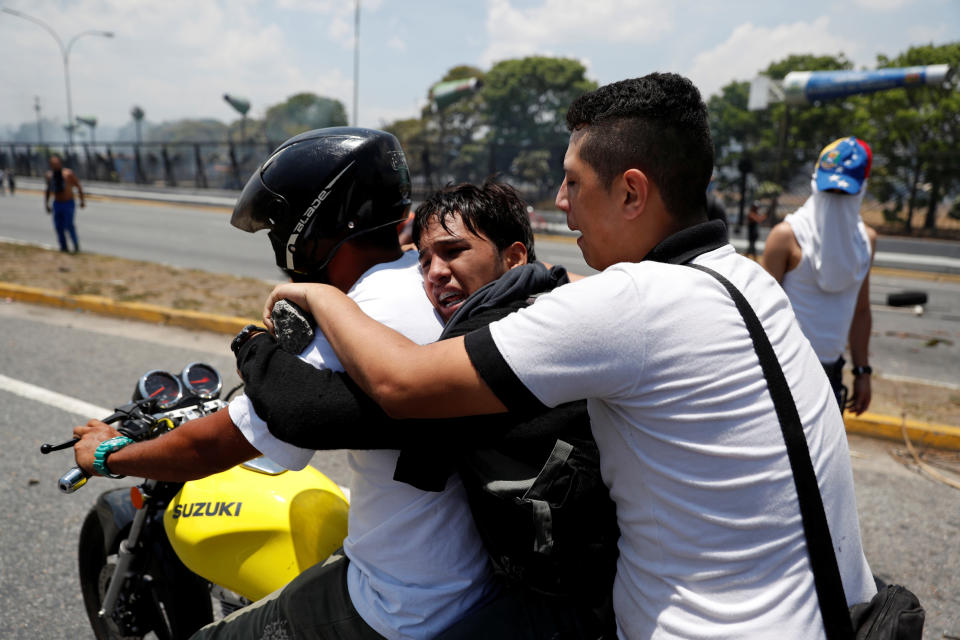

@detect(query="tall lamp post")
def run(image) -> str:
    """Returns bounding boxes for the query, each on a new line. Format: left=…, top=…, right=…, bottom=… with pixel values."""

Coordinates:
left=131, top=106, right=146, bottom=184
left=1, top=7, right=113, bottom=148
left=223, top=94, right=251, bottom=142
left=76, top=116, right=97, bottom=146
left=130, top=106, right=145, bottom=144
left=353, top=0, right=360, bottom=127
left=34, top=96, right=43, bottom=145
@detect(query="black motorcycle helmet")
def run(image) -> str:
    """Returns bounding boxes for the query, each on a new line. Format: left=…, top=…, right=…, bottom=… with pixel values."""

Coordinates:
left=231, top=127, right=412, bottom=280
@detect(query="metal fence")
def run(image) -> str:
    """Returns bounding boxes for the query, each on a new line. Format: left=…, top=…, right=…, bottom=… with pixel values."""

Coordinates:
left=0, top=139, right=561, bottom=205
left=4, top=140, right=957, bottom=236
left=0, top=141, right=277, bottom=191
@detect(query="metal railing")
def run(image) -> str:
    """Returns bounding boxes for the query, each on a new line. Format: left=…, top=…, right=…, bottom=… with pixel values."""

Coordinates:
left=0, top=141, right=277, bottom=191
left=3, top=140, right=956, bottom=235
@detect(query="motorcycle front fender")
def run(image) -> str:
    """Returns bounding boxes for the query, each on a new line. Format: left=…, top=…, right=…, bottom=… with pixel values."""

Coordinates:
left=88, top=487, right=139, bottom=554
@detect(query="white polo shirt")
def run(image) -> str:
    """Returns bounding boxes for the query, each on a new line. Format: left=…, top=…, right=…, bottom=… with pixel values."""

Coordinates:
left=230, top=250, right=493, bottom=640
left=466, top=243, right=875, bottom=639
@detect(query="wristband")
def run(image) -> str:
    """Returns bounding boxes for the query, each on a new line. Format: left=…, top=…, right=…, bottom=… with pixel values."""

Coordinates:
left=851, top=365, right=872, bottom=377
left=231, top=324, right=267, bottom=356
left=93, top=436, right=134, bottom=478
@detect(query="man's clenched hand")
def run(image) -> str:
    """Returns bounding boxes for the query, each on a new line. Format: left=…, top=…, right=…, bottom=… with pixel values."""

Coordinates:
left=73, top=420, right=123, bottom=475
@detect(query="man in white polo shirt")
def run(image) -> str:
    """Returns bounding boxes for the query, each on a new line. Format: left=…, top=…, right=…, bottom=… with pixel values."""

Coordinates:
left=262, top=75, right=877, bottom=639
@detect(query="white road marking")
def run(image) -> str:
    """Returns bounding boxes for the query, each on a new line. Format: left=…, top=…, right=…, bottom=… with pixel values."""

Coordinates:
left=0, top=373, right=111, bottom=418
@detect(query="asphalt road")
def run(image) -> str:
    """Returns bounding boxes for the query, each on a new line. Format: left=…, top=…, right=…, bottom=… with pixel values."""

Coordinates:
left=0, top=302, right=956, bottom=638
left=1, top=189, right=276, bottom=281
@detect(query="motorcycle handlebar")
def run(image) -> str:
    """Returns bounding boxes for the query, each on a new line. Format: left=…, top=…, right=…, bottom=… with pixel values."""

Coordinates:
left=59, top=466, right=89, bottom=493
left=46, top=408, right=130, bottom=494
left=49, top=382, right=226, bottom=495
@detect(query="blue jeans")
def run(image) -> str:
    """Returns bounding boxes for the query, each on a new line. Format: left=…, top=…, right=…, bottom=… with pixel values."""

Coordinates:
left=51, top=200, right=79, bottom=252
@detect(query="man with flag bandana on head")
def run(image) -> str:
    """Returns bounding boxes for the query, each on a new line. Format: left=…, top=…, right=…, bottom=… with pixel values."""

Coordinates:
left=761, top=137, right=877, bottom=414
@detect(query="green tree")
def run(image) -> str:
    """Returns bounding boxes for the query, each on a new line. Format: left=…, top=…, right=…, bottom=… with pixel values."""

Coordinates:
left=144, top=119, right=229, bottom=143
left=263, top=93, right=348, bottom=145
left=511, top=150, right=553, bottom=201
left=424, top=65, right=487, bottom=187
left=384, top=117, right=429, bottom=187
left=481, top=56, right=596, bottom=186
left=860, top=42, right=960, bottom=232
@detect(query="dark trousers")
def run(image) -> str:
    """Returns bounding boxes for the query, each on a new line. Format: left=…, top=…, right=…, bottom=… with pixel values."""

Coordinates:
left=191, top=551, right=385, bottom=640
left=51, top=199, right=79, bottom=252
left=822, top=356, right=846, bottom=410
left=434, top=582, right=611, bottom=640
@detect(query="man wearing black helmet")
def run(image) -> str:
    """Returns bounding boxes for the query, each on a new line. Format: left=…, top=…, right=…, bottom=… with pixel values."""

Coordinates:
left=73, top=128, right=495, bottom=640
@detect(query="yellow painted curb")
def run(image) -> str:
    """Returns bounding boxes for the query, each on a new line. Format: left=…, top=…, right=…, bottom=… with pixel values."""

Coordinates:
left=0, top=281, right=253, bottom=335
left=844, top=411, right=960, bottom=451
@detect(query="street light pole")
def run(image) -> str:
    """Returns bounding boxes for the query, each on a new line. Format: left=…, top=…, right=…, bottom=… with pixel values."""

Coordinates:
left=353, top=0, right=360, bottom=127
left=1, top=8, right=113, bottom=148
left=34, top=96, right=43, bottom=145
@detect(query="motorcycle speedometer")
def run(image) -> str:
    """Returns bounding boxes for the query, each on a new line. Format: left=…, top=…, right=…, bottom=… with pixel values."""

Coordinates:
left=181, top=362, right=222, bottom=399
left=136, top=370, right=183, bottom=410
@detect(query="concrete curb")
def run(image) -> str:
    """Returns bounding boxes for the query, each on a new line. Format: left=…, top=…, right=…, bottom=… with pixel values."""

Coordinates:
left=844, top=411, right=960, bottom=452
left=0, top=281, right=254, bottom=335
left=3, top=280, right=959, bottom=451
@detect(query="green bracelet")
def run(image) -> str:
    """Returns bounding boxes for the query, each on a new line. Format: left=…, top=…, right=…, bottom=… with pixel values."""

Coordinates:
left=93, top=436, right=134, bottom=479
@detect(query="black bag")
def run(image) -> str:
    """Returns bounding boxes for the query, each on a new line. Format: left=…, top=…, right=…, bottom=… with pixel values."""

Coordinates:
left=458, top=429, right=619, bottom=593
left=849, top=582, right=924, bottom=640
left=456, top=416, right=619, bottom=636
left=686, top=263, right=925, bottom=640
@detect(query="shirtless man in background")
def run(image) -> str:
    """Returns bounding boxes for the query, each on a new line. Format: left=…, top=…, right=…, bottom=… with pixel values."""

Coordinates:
left=44, top=154, right=85, bottom=253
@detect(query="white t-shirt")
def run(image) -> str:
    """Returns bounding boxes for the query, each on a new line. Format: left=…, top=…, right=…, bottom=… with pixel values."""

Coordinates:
left=781, top=220, right=868, bottom=363
left=230, top=251, right=493, bottom=640
left=474, top=244, right=875, bottom=639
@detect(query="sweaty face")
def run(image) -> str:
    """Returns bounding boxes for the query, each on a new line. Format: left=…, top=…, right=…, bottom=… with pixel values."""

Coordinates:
left=418, top=214, right=509, bottom=323
left=555, top=129, right=622, bottom=270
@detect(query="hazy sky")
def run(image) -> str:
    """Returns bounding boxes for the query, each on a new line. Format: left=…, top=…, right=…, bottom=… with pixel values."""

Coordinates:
left=1, top=0, right=957, bottom=133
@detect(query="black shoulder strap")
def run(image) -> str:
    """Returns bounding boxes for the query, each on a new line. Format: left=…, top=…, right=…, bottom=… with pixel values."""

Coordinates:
left=686, top=263, right=854, bottom=640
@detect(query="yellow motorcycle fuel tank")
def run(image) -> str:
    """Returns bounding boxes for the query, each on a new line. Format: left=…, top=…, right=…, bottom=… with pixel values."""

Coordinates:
left=163, top=458, right=348, bottom=601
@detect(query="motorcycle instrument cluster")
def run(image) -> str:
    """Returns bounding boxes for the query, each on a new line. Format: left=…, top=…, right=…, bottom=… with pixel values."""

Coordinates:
left=134, top=364, right=222, bottom=409
left=182, top=362, right=223, bottom=399
left=136, top=370, right=183, bottom=409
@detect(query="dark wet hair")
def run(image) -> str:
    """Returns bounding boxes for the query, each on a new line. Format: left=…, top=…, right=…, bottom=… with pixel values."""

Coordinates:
left=412, top=179, right=536, bottom=262
left=565, top=72, right=714, bottom=225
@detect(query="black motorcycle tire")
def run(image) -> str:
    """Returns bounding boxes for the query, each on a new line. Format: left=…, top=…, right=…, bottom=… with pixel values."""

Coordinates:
left=79, top=510, right=213, bottom=640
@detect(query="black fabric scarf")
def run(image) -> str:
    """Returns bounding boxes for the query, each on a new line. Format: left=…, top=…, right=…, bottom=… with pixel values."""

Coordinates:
left=51, top=169, right=65, bottom=194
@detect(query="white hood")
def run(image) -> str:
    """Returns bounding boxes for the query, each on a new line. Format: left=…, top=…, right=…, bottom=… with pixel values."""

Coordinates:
left=784, top=179, right=871, bottom=292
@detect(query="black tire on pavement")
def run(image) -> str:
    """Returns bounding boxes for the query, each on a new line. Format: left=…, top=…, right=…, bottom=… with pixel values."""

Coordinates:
left=886, top=291, right=928, bottom=307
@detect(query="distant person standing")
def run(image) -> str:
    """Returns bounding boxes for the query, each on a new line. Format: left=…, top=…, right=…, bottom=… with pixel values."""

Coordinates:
left=745, top=201, right=767, bottom=259
left=761, top=137, right=876, bottom=414
left=44, top=155, right=85, bottom=253
left=7, top=167, right=16, bottom=195
left=0, top=167, right=5, bottom=195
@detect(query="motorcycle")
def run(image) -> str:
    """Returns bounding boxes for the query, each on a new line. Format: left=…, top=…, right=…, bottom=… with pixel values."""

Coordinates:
left=43, top=360, right=349, bottom=640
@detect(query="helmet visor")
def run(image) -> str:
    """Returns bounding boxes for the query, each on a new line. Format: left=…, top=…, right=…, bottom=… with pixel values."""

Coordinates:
left=231, top=169, right=288, bottom=233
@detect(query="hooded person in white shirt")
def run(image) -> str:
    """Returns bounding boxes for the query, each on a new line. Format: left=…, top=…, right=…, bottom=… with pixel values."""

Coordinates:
left=761, top=137, right=877, bottom=414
